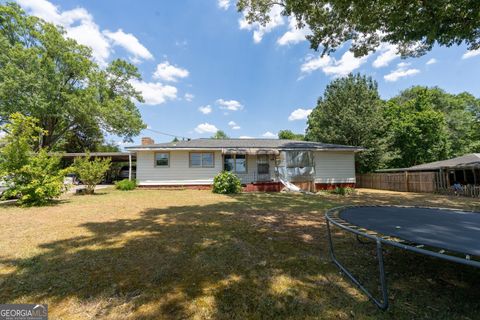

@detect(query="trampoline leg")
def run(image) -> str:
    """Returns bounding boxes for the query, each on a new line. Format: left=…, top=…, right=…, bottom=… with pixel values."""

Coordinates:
left=326, top=219, right=389, bottom=310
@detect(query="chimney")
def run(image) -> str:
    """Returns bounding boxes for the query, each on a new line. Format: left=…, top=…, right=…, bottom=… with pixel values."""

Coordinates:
left=141, top=137, right=155, bottom=145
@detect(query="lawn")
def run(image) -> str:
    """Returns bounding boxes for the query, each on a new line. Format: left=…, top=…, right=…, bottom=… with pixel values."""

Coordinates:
left=0, top=188, right=479, bottom=319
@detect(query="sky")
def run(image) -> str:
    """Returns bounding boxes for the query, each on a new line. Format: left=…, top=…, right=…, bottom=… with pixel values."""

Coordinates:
left=14, top=0, right=480, bottom=146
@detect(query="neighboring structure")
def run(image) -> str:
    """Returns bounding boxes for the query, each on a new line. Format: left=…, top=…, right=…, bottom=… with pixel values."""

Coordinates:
left=125, top=138, right=363, bottom=191
left=357, top=153, right=480, bottom=196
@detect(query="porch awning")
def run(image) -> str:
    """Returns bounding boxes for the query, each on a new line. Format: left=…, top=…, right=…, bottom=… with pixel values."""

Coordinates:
left=221, top=148, right=279, bottom=155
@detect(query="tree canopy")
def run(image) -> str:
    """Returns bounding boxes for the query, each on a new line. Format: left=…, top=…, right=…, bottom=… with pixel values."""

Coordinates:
left=384, top=92, right=450, bottom=168
left=385, top=87, right=480, bottom=168
left=211, top=130, right=230, bottom=139
left=278, top=130, right=304, bottom=140
left=0, top=3, right=145, bottom=151
left=238, top=0, right=480, bottom=58
left=306, top=74, right=389, bottom=173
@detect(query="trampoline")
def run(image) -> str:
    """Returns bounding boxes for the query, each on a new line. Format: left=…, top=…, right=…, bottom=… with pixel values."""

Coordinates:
left=325, top=205, right=480, bottom=310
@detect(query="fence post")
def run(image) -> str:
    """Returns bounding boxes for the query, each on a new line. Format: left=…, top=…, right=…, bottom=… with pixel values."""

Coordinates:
left=404, top=171, right=409, bottom=192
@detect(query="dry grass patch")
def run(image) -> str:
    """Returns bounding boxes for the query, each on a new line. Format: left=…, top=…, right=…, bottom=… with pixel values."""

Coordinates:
left=0, top=188, right=479, bottom=319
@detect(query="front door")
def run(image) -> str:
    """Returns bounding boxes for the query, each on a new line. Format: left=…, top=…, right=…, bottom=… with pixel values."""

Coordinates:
left=257, top=155, right=270, bottom=181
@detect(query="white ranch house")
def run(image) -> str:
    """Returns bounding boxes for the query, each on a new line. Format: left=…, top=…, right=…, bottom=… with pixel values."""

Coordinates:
left=126, top=138, right=362, bottom=192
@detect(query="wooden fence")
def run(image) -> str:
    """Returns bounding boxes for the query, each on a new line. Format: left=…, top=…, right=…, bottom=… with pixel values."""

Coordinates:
left=356, top=172, right=437, bottom=193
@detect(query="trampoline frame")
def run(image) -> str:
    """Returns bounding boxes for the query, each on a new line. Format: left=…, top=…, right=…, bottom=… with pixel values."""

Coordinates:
left=325, top=205, right=480, bottom=310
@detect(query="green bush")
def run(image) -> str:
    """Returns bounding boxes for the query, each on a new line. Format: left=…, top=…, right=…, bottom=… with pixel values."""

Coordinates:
left=115, top=179, right=137, bottom=191
left=212, top=171, right=242, bottom=194
left=73, top=153, right=111, bottom=194
left=329, top=186, right=355, bottom=196
left=0, top=113, right=69, bottom=206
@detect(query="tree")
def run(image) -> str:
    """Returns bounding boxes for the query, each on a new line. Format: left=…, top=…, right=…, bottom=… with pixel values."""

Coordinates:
left=0, top=3, right=145, bottom=150
left=72, top=153, right=111, bottom=195
left=385, top=90, right=451, bottom=168
left=0, top=113, right=68, bottom=206
left=390, top=86, right=480, bottom=157
left=211, top=130, right=229, bottom=139
left=278, top=130, right=304, bottom=140
left=238, top=0, right=480, bottom=58
left=306, top=74, right=389, bottom=172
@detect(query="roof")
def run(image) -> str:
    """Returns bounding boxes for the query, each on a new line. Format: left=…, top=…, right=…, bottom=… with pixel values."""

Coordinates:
left=408, top=153, right=480, bottom=170
left=377, top=153, right=480, bottom=172
left=125, top=138, right=363, bottom=152
left=61, top=152, right=135, bottom=162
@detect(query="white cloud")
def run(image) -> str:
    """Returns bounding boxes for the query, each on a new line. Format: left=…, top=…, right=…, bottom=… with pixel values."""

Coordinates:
left=130, top=79, right=177, bottom=105
left=239, top=5, right=284, bottom=43
left=184, top=93, right=194, bottom=102
left=195, top=123, right=218, bottom=134
left=228, top=121, right=241, bottom=130
left=462, top=49, right=480, bottom=59
left=426, top=58, right=437, bottom=65
left=153, top=61, right=189, bottom=82
left=17, top=0, right=152, bottom=66
left=217, top=0, right=230, bottom=10
left=199, top=105, right=212, bottom=114
left=301, top=51, right=368, bottom=77
left=262, top=131, right=277, bottom=138
left=216, top=99, right=244, bottom=111
left=300, top=55, right=332, bottom=74
left=384, top=62, right=420, bottom=82
left=372, top=44, right=398, bottom=68
left=239, top=136, right=254, bottom=139
left=288, top=108, right=312, bottom=121
left=277, top=17, right=310, bottom=46
left=103, top=29, right=153, bottom=62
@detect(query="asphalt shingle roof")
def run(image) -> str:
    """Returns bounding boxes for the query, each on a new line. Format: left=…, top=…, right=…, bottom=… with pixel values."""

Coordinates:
left=408, top=153, right=480, bottom=170
left=126, top=138, right=362, bottom=151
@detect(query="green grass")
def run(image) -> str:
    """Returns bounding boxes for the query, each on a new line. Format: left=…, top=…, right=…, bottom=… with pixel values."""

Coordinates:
left=0, top=188, right=479, bottom=319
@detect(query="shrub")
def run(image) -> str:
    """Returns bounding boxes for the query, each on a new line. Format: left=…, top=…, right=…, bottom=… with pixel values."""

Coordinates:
left=0, top=113, right=69, bottom=206
left=115, top=179, right=137, bottom=191
left=73, top=153, right=111, bottom=194
left=212, top=171, right=242, bottom=194
left=330, top=186, right=355, bottom=196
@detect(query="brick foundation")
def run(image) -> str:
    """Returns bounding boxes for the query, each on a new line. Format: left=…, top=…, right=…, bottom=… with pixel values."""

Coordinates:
left=243, top=182, right=283, bottom=192
left=138, top=185, right=212, bottom=190
left=315, top=183, right=356, bottom=190
left=139, top=182, right=355, bottom=192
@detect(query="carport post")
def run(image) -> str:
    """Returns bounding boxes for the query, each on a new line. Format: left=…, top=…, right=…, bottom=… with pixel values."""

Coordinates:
left=128, top=153, right=132, bottom=181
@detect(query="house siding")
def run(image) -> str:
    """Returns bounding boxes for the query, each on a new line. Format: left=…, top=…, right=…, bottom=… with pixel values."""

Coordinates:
left=314, top=151, right=356, bottom=184
left=135, top=150, right=356, bottom=186
left=136, top=150, right=222, bottom=185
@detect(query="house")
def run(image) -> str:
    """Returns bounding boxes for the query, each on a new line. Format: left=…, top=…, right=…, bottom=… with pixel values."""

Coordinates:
left=125, top=137, right=363, bottom=191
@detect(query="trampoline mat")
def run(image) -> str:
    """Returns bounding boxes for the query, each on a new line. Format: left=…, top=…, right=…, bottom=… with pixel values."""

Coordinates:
left=339, top=207, right=480, bottom=256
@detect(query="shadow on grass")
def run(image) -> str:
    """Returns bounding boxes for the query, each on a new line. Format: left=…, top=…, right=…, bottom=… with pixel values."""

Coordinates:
left=0, top=192, right=479, bottom=319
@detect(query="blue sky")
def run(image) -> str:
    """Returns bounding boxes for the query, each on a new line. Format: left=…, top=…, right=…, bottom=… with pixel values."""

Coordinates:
left=16, top=0, right=480, bottom=145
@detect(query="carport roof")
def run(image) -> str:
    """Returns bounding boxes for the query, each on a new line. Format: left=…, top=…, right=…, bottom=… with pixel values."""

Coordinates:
left=61, top=152, right=135, bottom=162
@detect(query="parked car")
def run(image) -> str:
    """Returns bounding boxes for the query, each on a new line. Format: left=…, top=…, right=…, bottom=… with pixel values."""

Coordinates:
left=118, top=166, right=136, bottom=180
left=0, top=180, right=7, bottom=196
left=64, top=173, right=79, bottom=185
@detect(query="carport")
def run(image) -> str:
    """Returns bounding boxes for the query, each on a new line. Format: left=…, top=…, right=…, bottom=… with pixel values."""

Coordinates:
left=61, top=152, right=137, bottom=181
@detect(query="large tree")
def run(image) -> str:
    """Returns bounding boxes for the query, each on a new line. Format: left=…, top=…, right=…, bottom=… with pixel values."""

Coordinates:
left=384, top=90, right=450, bottom=168
left=306, top=74, right=389, bottom=173
left=0, top=3, right=145, bottom=150
left=389, top=86, right=480, bottom=157
left=238, top=0, right=480, bottom=58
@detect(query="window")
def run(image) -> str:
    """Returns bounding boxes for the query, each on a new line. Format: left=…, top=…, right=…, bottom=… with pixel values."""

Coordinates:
left=286, top=151, right=314, bottom=168
left=224, top=154, right=247, bottom=173
left=155, top=152, right=169, bottom=167
left=190, top=152, right=214, bottom=168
